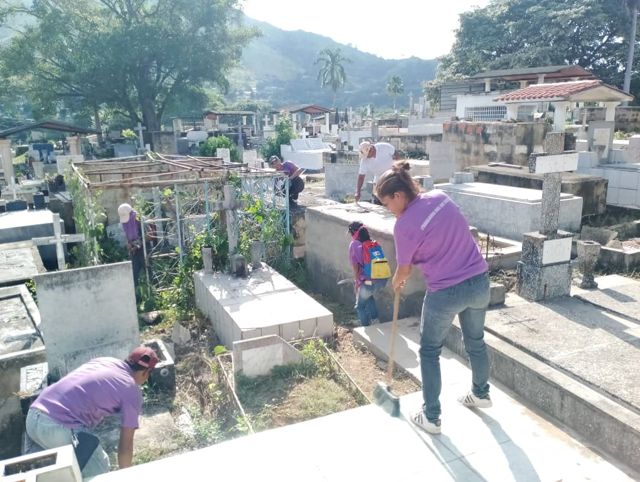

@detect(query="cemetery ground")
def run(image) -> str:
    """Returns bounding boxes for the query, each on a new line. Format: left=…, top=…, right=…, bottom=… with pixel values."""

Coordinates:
left=94, top=286, right=420, bottom=469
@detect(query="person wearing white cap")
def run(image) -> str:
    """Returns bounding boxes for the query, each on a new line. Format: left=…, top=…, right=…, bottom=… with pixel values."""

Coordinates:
left=355, top=141, right=396, bottom=203
left=118, top=203, right=144, bottom=286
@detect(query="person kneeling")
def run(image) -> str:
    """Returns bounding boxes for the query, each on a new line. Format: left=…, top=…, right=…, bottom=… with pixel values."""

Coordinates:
left=25, top=346, right=159, bottom=478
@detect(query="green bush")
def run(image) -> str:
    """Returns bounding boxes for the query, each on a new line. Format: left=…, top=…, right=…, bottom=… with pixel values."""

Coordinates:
left=261, top=117, right=295, bottom=160
left=199, top=135, right=241, bottom=162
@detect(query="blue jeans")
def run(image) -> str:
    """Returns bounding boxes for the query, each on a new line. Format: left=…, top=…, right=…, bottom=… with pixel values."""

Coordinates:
left=355, top=280, right=386, bottom=326
left=419, top=272, right=491, bottom=422
left=26, top=408, right=111, bottom=478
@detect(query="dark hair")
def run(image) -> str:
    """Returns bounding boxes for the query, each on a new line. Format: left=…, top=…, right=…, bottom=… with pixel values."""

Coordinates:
left=375, top=160, right=420, bottom=201
left=348, top=221, right=371, bottom=242
left=126, top=357, right=152, bottom=372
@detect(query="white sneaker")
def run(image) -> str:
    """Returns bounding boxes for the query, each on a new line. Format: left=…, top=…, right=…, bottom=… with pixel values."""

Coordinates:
left=411, top=410, right=441, bottom=434
left=458, top=391, right=492, bottom=408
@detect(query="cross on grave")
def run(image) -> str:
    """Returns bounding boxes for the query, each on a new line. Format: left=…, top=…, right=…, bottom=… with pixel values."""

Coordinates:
left=207, top=184, right=246, bottom=276
left=136, top=122, right=146, bottom=150
left=515, top=152, right=579, bottom=301
left=32, top=213, right=85, bottom=270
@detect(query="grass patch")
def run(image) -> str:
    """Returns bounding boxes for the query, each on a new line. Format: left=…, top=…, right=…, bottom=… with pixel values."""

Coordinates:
left=235, top=339, right=361, bottom=431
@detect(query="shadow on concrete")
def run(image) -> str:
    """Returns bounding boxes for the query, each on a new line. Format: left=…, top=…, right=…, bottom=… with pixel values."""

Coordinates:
left=543, top=297, right=640, bottom=349
left=480, top=411, right=541, bottom=482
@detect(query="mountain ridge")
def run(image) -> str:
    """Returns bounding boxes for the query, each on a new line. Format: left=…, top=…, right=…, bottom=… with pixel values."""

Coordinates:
left=230, top=15, right=438, bottom=109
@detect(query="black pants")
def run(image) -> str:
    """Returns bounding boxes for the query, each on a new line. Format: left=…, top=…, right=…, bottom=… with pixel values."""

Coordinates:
left=289, top=177, right=305, bottom=201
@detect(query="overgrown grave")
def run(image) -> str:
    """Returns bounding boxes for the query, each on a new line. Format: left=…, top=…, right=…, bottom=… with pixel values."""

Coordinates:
left=218, top=338, right=368, bottom=431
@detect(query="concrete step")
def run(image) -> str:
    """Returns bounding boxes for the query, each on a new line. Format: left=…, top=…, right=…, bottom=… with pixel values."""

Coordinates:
left=353, top=316, right=640, bottom=475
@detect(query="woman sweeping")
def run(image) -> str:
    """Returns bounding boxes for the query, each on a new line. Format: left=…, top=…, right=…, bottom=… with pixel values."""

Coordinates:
left=375, top=161, right=492, bottom=434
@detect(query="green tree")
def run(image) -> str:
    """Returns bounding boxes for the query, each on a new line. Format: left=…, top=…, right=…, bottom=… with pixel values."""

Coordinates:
left=438, top=0, right=631, bottom=94
left=261, top=116, right=295, bottom=160
left=199, top=135, right=240, bottom=162
left=0, top=0, right=256, bottom=133
left=315, top=47, right=351, bottom=107
left=386, top=75, right=404, bottom=111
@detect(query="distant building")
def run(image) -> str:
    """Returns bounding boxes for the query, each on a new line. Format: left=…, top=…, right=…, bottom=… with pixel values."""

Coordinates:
left=439, top=65, right=596, bottom=121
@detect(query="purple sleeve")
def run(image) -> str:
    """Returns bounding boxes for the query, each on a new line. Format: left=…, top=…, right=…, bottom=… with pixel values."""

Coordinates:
left=394, top=221, right=417, bottom=266
left=120, top=388, right=142, bottom=429
left=349, top=241, right=363, bottom=265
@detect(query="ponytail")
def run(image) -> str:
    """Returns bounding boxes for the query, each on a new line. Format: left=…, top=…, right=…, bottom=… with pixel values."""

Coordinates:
left=375, top=160, right=420, bottom=201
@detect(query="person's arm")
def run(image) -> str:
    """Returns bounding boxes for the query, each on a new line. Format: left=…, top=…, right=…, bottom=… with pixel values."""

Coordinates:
left=117, top=427, right=136, bottom=469
left=290, top=167, right=304, bottom=179
left=355, top=174, right=365, bottom=201
left=392, top=264, right=412, bottom=292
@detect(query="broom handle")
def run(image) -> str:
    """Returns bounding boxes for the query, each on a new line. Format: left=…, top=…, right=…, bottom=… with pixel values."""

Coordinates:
left=386, top=290, right=400, bottom=384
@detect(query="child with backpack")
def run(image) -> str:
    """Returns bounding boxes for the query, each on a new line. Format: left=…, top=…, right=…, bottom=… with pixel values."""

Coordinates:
left=348, top=221, right=391, bottom=326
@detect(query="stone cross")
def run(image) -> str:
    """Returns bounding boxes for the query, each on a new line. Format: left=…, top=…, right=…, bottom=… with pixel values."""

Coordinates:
left=136, top=122, right=146, bottom=150
left=32, top=213, right=85, bottom=270
left=516, top=152, right=580, bottom=301
left=529, top=153, right=578, bottom=235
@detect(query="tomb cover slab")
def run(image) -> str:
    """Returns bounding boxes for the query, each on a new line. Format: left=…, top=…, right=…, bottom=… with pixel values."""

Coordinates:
left=194, top=264, right=333, bottom=347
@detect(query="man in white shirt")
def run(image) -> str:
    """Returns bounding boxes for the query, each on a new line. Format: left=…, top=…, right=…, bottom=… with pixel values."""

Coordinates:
left=355, top=141, right=396, bottom=203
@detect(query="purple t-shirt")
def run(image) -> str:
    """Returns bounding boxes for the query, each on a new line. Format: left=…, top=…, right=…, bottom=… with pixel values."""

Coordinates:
left=122, top=210, right=141, bottom=242
left=280, top=161, right=298, bottom=177
left=394, top=190, right=487, bottom=292
left=348, top=240, right=367, bottom=287
left=31, top=358, right=143, bottom=429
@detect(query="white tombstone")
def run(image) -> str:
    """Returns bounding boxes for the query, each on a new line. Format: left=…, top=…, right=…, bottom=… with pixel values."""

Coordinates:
left=34, top=262, right=140, bottom=380
left=0, top=138, right=15, bottom=191
left=217, top=148, right=231, bottom=163
left=66, top=136, right=82, bottom=156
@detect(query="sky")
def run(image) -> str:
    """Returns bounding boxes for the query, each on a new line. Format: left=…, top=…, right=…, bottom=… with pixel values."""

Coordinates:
left=241, top=0, right=491, bottom=60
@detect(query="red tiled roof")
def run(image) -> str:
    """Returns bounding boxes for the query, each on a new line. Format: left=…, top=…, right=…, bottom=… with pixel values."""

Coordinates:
left=494, top=80, right=604, bottom=102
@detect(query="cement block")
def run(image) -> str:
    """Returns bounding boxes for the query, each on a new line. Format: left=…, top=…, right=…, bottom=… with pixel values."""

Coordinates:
left=0, top=444, right=81, bottom=482
left=618, top=188, right=636, bottom=206
left=516, top=261, right=572, bottom=301
left=146, top=339, right=175, bottom=393
left=232, top=335, right=302, bottom=378
left=618, top=171, right=639, bottom=190
left=35, top=262, right=139, bottom=380
left=489, top=282, right=506, bottom=306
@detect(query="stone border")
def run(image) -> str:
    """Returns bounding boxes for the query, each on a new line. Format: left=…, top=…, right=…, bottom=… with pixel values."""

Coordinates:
left=445, top=321, right=640, bottom=475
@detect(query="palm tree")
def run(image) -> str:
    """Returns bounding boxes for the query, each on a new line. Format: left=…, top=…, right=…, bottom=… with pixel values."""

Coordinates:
left=623, top=0, right=640, bottom=99
left=386, top=75, right=405, bottom=112
left=315, top=48, right=351, bottom=107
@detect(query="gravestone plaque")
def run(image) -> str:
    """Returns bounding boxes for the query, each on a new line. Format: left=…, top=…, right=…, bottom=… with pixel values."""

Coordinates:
left=35, top=262, right=139, bottom=380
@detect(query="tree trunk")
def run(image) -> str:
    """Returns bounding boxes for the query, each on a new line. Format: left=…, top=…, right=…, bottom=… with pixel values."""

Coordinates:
left=623, top=3, right=638, bottom=103
left=93, top=104, right=103, bottom=144
left=141, top=98, right=160, bottom=150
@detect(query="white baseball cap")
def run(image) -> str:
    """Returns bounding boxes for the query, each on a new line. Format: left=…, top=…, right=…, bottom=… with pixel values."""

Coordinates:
left=118, top=203, right=133, bottom=223
left=359, top=141, right=372, bottom=159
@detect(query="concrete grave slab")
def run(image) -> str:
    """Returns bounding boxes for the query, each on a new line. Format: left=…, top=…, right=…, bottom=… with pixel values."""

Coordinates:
left=0, top=241, right=45, bottom=287
left=92, top=329, right=635, bottom=482
left=0, top=285, right=44, bottom=459
left=485, top=295, right=640, bottom=411
left=0, top=210, right=63, bottom=270
left=35, top=262, right=139, bottom=380
left=354, top=306, right=640, bottom=475
left=573, top=275, right=640, bottom=322
left=232, top=335, right=302, bottom=378
left=0, top=285, right=42, bottom=356
left=439, top=182, right=582, bottom=240
left=194, top=264, right=333, bottom=348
